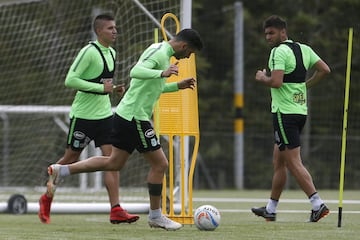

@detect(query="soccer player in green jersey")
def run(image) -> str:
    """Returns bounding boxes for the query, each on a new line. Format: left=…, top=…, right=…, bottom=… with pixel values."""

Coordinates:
left=251, top=15, right=331, bottom=222
left=38, top=14, right=139, bottom=224
left=46, top=28, right=203, bottom=230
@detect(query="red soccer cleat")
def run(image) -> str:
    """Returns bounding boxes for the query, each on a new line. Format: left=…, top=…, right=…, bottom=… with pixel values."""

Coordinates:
left=38, top=194, right=52, bottom=224
left=110, top=206, right=140, bottom=224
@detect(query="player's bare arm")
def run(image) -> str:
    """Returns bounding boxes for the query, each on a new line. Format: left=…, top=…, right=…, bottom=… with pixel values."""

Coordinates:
left=113, top=83, right=125, bottom=97
left=255, top=69, right=283, bottom=88
left=306, top=60, right=331, bottom=89
left=177, top=77, right=196, bottom=90
left=103, top=78, right=114, bottom=93
left=161, top=61, right=179, bottom=77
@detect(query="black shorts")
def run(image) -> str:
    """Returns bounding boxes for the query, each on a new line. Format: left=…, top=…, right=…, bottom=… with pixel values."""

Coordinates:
left=272, top=112, right=306, bottom=151
left=67, top=116, right=113, bottom=151
left=111, top=114, right=161, bottom=154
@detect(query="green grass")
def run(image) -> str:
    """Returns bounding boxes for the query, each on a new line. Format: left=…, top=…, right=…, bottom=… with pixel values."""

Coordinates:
left=1, top=190, right=360, bottom=239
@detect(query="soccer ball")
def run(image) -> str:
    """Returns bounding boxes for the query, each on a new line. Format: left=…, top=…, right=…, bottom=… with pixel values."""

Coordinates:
left=194, top=205, right=221, bottom=231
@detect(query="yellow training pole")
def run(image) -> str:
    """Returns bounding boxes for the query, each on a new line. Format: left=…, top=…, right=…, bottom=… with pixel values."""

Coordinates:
left=338, top=27, right=353, bottom=228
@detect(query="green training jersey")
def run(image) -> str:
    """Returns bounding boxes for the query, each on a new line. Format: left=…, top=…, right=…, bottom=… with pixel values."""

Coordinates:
left=269, top=40, right=321, bottom=115
left=116, top=41, right=178, bottom=121
left=65, top=40, right=115, bottom=120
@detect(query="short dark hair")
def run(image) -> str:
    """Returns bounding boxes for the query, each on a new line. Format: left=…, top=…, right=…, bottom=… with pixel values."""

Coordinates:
left=263, top=15, right=287, bottom=30
left=174, top=28, right=203, bottom=51
left=93, top=14, right=115, bottom=32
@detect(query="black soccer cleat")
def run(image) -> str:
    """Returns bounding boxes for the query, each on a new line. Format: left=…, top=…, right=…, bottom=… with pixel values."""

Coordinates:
left=251, top=206, right=276, bottom=221
left=309, top=204, right=329, bottom=222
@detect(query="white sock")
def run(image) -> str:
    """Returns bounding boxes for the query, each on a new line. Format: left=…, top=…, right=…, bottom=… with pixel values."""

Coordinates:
left=149, top=208, right=162, bottom=219
left=266, top=198, right=278, bottom=214
left=309, top=192, right=323, bottom=211
left=59, top=165, right=70, bottom=177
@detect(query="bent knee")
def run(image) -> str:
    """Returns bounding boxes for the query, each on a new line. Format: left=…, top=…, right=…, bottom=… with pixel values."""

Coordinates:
left=104, top=157, right=124, bottom=171
left=153, top=160, right=168, bottom=173
left=159, top=160, right=169, bottom=171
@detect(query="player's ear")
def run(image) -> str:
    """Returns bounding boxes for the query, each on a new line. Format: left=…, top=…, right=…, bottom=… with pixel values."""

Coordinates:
left=280, top=28, right=287, bottom=36
left=179, top=41, right=188, bottom=50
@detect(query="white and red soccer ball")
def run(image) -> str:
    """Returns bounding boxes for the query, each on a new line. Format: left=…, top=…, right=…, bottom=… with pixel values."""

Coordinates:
left=194, top=205, right=221, bottom=231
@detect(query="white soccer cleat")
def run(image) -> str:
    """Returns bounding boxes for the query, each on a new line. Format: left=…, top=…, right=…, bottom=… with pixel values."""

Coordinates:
left=47, top=164, right=61, bottom=197
left=148, top=215, right=183, bottom=231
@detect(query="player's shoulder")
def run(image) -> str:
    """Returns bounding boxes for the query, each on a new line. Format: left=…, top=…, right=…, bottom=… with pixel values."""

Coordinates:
left=298, top=42, right=314, bottom=53
left=289, top=42, right=317, bottom=58
left=277, top=40, right=296, bottom=50
left=284, top=41, right=313, bottom=52
left=141, top=42, right=166, bottom=60
left=276, top=40, right=314, bottom=55
left=271, top=42, right=292, bottom=57
left=80, top=42, right=116, bottom=56
left=77, top=42, right=97, bottom=55
left=147, top=42, right=165, bottom=52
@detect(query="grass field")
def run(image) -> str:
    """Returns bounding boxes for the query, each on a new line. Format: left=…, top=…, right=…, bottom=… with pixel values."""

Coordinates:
left=1, top=190, right=360, bottom=239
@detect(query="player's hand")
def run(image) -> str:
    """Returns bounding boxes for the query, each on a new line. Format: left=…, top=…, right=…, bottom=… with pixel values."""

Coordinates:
left=113, top=84, right=125, bottom=97
left=103, top=78, right=114, bottom=93
left=161, top=61, right=179, bottom=77
left=255, top=69, right=267, bottom=82
left=178, top=77, right=196, bottom=90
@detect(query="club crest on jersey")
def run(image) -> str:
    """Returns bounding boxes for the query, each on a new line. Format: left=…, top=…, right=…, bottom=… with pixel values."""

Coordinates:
left=145, top=129, right=155, bottom=138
